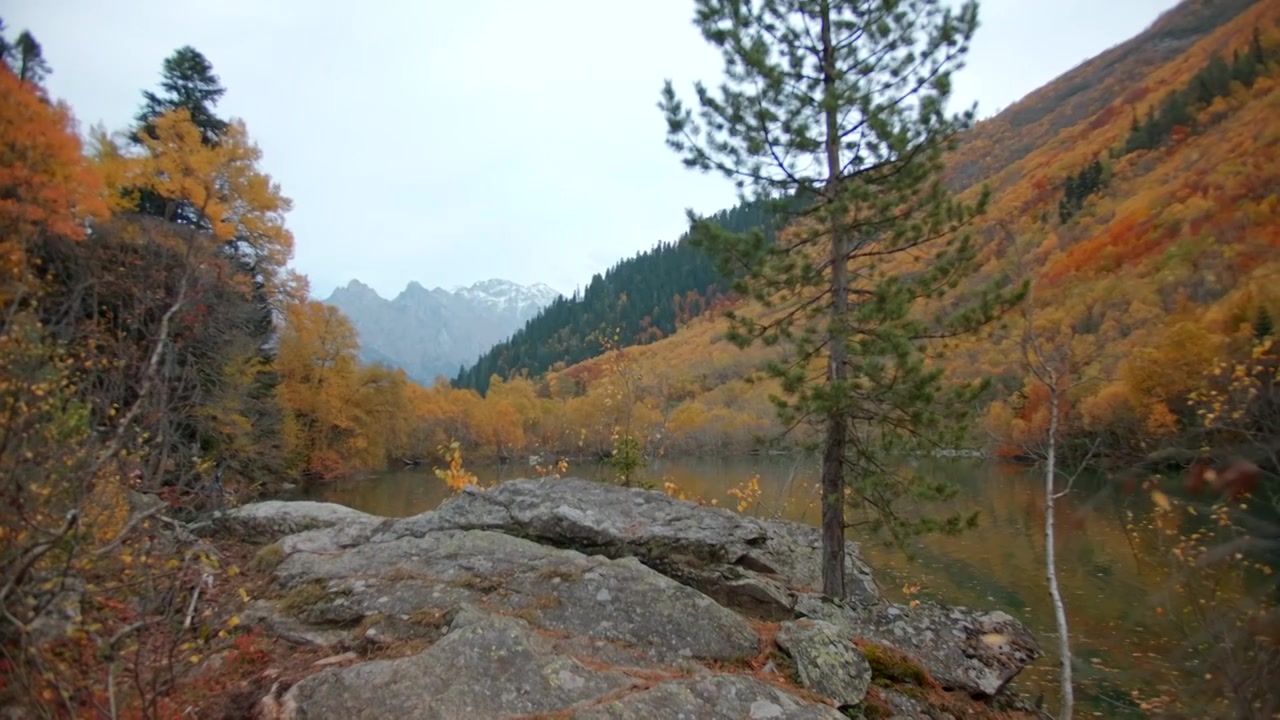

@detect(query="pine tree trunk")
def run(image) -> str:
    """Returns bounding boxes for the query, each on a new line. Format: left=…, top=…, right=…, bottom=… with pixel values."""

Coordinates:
left=819, top=0, right=848, bottom=599
left=820, top=404, right=847, bottom=596
left=1044, top=386, right=1074, bottom=719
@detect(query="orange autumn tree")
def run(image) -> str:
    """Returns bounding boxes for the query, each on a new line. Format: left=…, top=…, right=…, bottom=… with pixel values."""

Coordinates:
left=0, top=65, right=105, bottom=299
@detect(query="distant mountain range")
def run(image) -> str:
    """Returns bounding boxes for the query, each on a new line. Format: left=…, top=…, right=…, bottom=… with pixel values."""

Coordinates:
left=324, top=279, right=562, bottom=384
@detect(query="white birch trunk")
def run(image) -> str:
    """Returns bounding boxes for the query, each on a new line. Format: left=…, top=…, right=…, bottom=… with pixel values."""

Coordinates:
left=1044, top=387, right=1074, bottom=719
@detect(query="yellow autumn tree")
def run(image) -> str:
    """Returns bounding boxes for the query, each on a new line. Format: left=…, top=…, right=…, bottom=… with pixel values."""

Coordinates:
left=276, top=299, right=364, bottom=478
left=93, top=108, right=295, bottom=296
left=275, top=297, right=423, bottom=478
left=1119, top=321, right=1225, bottom=434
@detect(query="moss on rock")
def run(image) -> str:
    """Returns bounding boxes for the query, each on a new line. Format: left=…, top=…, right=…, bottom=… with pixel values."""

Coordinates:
left=856, top=640, right=932, bottom=687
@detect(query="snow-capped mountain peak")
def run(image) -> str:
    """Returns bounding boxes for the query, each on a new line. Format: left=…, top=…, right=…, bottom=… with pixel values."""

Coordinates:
left=451, top=279, right=562, bottom=316
left=324, top=277, right=561, bottom=384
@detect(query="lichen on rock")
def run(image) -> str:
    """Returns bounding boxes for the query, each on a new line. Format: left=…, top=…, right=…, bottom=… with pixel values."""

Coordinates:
left=776, top=618, right=873, bottom=707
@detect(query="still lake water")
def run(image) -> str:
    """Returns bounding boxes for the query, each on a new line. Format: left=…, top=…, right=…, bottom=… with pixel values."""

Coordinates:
left=296, top=455, right=1206, bottom=715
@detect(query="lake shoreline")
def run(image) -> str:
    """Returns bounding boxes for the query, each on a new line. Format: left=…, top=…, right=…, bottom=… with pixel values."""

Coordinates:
left=201, top=476, right=1050, bottom=718
left=306, top=446, right=996, bottom=488
left=295, top=456, right=1195, bottom=716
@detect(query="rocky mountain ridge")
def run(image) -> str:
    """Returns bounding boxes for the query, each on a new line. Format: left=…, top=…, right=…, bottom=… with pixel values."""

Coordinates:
left=324, top=278, right=561, bottom=384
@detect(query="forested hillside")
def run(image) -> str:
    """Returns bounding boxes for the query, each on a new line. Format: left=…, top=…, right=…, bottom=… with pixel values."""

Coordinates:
left=453, top=200, right=774, bottom=393
left=942, top=0, right=1261, bottom=195
left=455, top=0, right=1263, bottom=399
left=418, top=0, right=1280, bottom=465
left=1, top=20, right=516, bottom=711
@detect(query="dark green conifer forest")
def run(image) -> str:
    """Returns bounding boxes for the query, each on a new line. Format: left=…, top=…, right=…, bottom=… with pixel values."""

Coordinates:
left=454, top=200, right=777, bottom=393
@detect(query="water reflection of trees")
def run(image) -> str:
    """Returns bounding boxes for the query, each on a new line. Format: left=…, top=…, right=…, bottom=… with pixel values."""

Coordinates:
left=1113, top=471, right=1279, bottom=718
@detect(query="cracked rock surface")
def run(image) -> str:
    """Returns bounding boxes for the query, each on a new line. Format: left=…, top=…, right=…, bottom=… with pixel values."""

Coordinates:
left=229, top=478, right=1043, bottom=717
left=794, top=593, right=1043, bottom=697
left=385, top=477, right=881, bottom=616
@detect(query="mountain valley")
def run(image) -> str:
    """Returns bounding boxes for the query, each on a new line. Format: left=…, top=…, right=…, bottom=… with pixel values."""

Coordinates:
left=325, top=278, right=561, bottom=384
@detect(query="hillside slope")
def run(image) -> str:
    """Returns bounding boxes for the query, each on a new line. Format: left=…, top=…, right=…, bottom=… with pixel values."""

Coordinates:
left=944, top=0, right=1260, bottom=196
left=453, top=200, right=776, bottom=394
left=420, top=0, right=1280, bottom=460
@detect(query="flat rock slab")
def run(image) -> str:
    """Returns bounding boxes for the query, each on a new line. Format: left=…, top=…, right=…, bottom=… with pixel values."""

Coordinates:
left=794, top=594, right=1042, bottom=697
left=384, top=477, right=880, bottom=617
left=214, top=501, right=385, bottom=544
left=271, top=528, right=759, bottom=664
left=282, top=610, right=844, bottom=720
left=282, top=610, right=638, bottom=719
left=777, top=619, right=871, bottom=707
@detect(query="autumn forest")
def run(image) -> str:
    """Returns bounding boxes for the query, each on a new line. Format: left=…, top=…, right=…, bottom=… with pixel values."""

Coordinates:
left=2, top=0, right=1280, bottom=716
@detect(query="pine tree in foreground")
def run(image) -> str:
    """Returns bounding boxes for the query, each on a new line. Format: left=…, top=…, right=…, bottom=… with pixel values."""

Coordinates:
left=659, top=0, right=1025, bottom=597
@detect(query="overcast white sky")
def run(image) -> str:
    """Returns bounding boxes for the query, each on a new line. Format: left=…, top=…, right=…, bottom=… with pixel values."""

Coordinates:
left=8, top=0, right=1179, bottom=300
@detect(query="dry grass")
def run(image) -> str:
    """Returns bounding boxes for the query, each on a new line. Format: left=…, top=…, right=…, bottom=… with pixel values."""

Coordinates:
left=278, top=579, right=330, bottom=616
left=536, top=565, right=584, bottom=583
left=249, top=542, right=286, bottom=573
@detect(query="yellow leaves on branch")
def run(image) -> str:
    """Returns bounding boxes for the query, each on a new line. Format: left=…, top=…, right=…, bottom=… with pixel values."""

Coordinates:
left=1150, top=489, right=1173, bottom=512
left=662, top=481, right=688, bottom=501
left=1144, top=401, right=1179, bottom=437
left=727, top=473, right=762, bottom=513
left=92, top=108, right=294, bottom=276
left=434, top=440, right=477, bottom=492
left=1187, top=337, right=1277, bottom=429
left=531, top=456, right=570, bottom=479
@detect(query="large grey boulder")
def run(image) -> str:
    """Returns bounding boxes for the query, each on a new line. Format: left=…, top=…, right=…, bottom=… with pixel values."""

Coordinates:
left=776, top=619, right=872, bottom=707
left=233, top=481, right=1043, bottom=717
left=213, top=500, right=383, bottom=544
left=281, top=610, right=845, bottom=720
left=383, top=477, right=880, bottom=617
left=277, top=519, right=385, bottom=555
left=794, top=594, right=1042, bottom=697
left=269, top=528, right=759, bottom=664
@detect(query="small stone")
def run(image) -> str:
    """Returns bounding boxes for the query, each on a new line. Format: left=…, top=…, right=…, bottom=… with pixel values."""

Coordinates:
left=749, top=699, right=784, bottom=718
left=312, top=652, right=359, bottom=667
left=557, top=669, right=586, bottom=690
left=596, top=588, right=612, bottom=602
